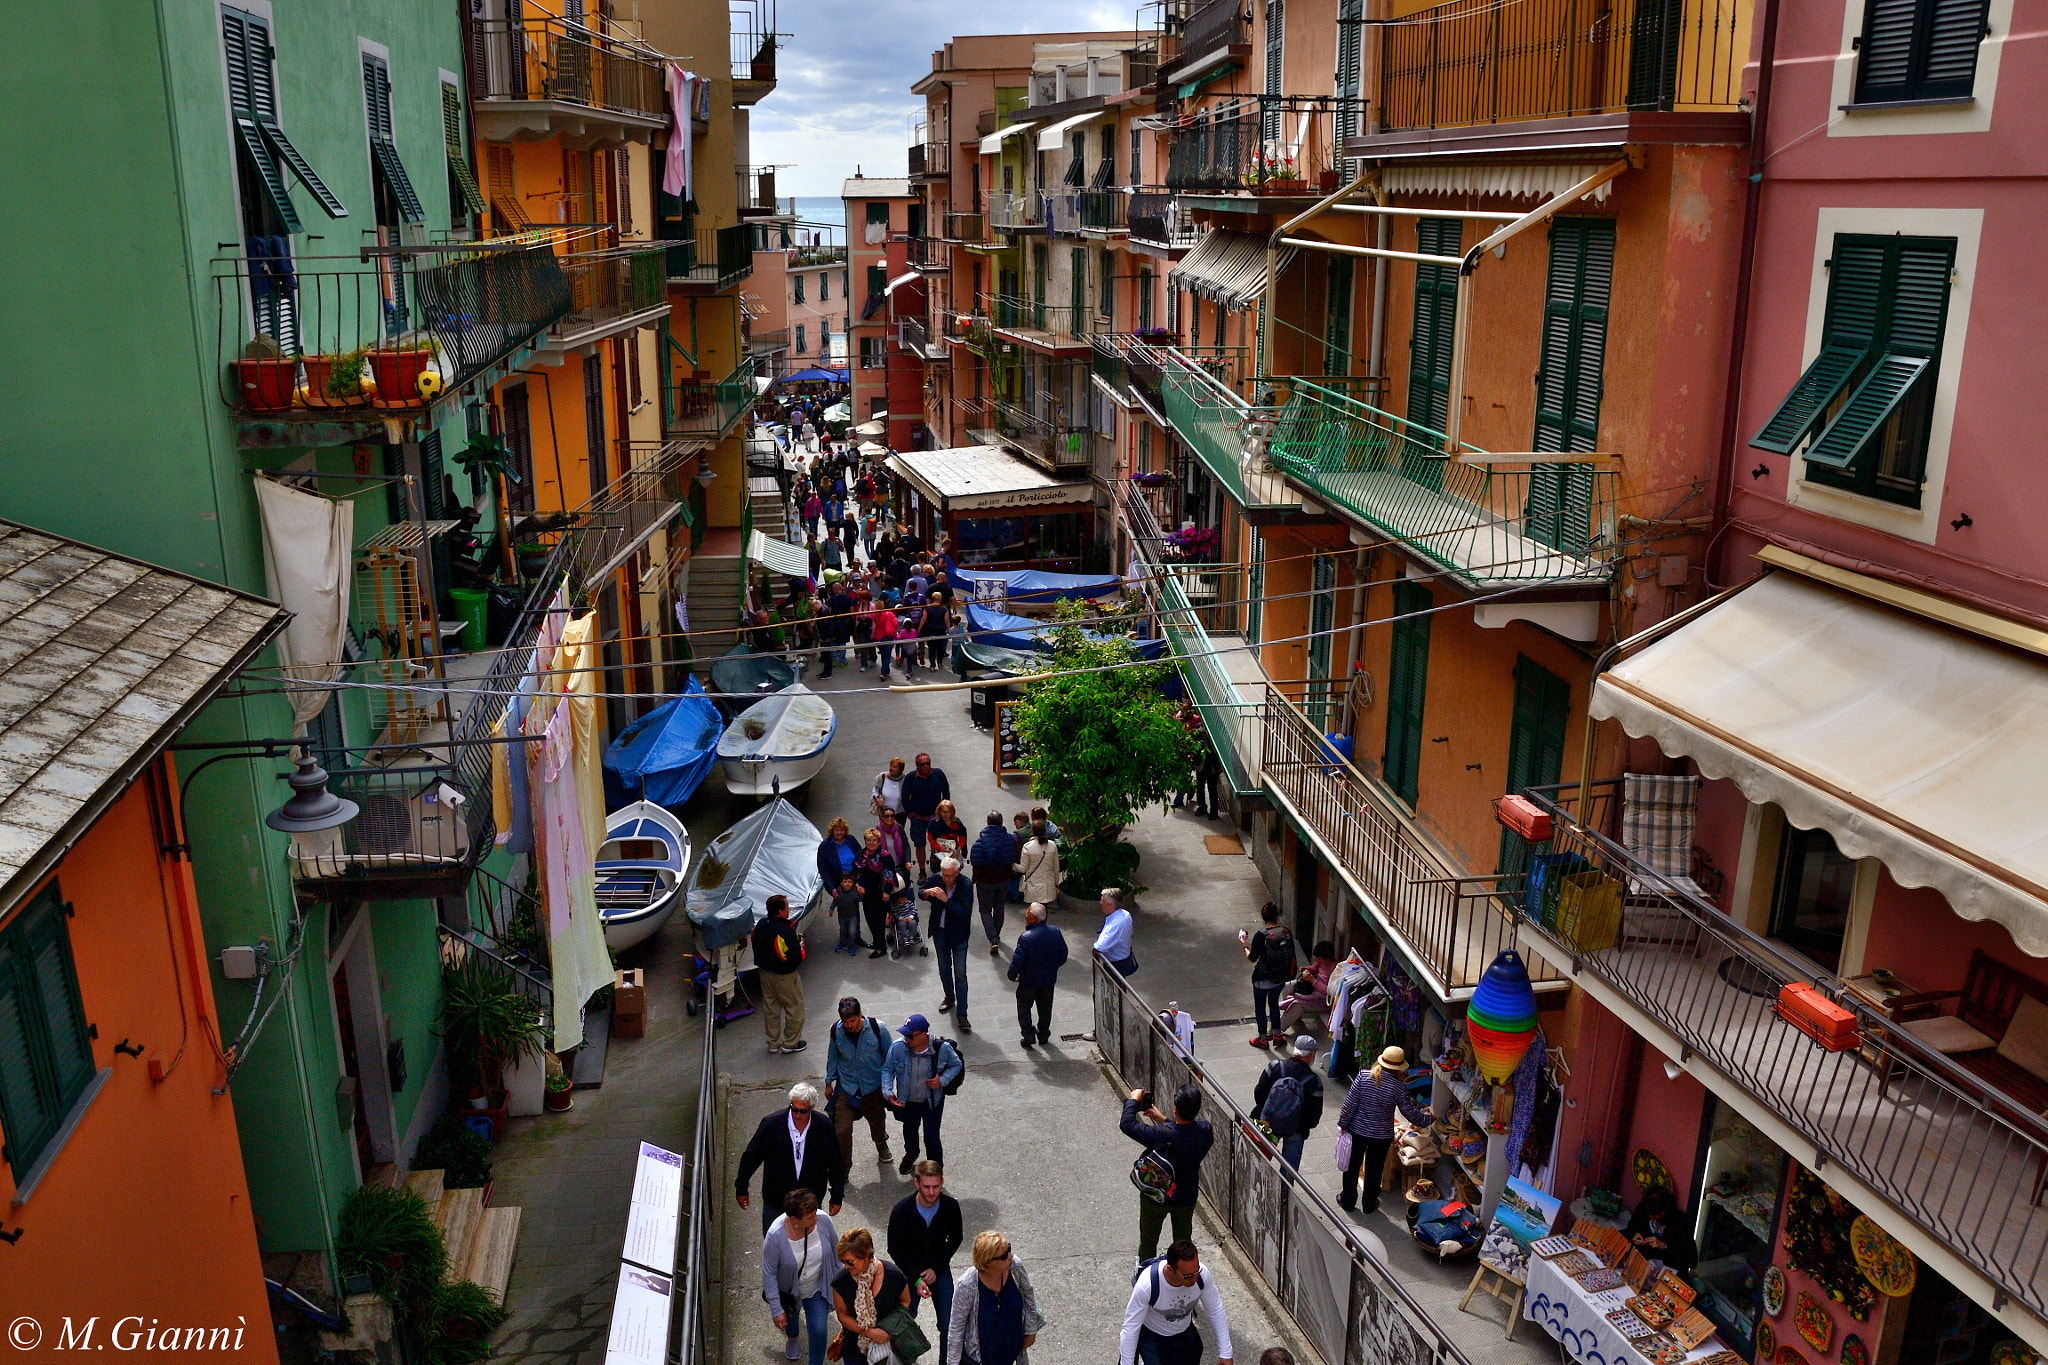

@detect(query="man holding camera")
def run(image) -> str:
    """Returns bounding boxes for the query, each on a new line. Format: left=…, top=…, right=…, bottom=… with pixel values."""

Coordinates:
left=1120, top=1083, right=1214, bottom=1266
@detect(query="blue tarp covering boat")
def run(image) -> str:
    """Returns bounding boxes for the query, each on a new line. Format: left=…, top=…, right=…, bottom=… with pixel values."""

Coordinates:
left=963, top=603, right=1169, bottom=660
left=944, top=566, right=1124, bottom=604
left=602, top=679, right=722, bottom=808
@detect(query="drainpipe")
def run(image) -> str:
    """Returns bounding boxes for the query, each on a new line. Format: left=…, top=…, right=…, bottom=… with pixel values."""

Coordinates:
left=1706, top=0, right=1784, bottom=585
left=1368, top=192, right=1390, bottom=394
left=1257, top=170, right=1374, bottom=381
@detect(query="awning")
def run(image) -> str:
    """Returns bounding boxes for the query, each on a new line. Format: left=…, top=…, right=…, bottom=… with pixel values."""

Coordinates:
left=1384, top=162, right=1616, bottom=204
left=978, top=121, right=1037, bottom=156
left=886, top=446, right=1092, bottom=512
left=1170, top=230, right=1299, bottom=310
left=884, top=271, right=920, bottom=297
left=746, top=529, right=810, bottom=579
left=1036, top=110, right=1107, bottom=151
left=1592, top=567, right=2048, bottom=954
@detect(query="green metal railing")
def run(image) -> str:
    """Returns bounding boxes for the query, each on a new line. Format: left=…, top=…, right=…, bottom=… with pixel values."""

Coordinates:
left=664, top=355, right=757, bottom=439
left=1265, top=378, right=1618, bottom=587
left=1160, top=348, right=1256, bottom=504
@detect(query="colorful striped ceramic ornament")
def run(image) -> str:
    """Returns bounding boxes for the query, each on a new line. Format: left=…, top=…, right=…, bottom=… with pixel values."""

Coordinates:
left=1468, top=949, right=1538, bottom=1083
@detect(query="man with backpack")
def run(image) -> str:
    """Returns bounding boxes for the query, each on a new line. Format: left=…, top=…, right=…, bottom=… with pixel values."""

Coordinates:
left=1120, top=1084, right=1213, bottom=1266
left=881, top=1014, right=964, bottom=1173
left=1251, top=1036, right=1325, bottom=1170
left=1240, top=903, right=1296, bottom=1049
left=824, top=997, right=892, bottom=1172
left=1118, top=1240, right=1232, bottom=1365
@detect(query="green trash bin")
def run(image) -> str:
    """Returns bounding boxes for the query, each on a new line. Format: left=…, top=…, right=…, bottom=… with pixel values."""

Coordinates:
left=449, top=587, right=490, bottom=652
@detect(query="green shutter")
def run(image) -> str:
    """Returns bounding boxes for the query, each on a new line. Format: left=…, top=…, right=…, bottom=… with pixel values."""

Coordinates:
left=1497, top=656, right=1571, bottom=872
left=0, top=887, right=95, bottom=1181
left=1307, top=554, right=1337, bottom=729
left=233, top=119, right=302, bottom=232
left=1071, top=247, right=1086, bottom=322
left=1324, top=255, right=1353, bottom=375
left=1752, top=238, right=1886, bottom=451
left=1752, top=346, right=1867, bottom=453
left=1403, top=218, right=1460, bottom=489
left=364, top=56, right=425, bottom=223
left=1855, top=0, right=1988, bottom=103
left=1921, top=0, right=1992, bottom=97
left=868, top=265, right=886, bottom=297
left=1798, top=235, right=1953, bottom=476
left=1384, top=580, right=1431, bottom=805
left=441, top=83, right=487, bottom=216
left=1336, top=0, right=1364, bottom=149
left=1245, top=531, right=1265, bottom=645
left=1886, top=237, right=1957, bottom=355
left=1528, top=218, right=1612, bottom=556
left=1262, top=0, right=1285, bottom=144
left=1804, top=354, right=1932, bottom=469
left=262, top=125, right=347, bottom=219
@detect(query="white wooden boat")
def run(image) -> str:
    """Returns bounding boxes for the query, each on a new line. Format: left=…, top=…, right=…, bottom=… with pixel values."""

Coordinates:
left=594, top=801, right=690, bottom=952
left=717, top=684, right=835, bottom=796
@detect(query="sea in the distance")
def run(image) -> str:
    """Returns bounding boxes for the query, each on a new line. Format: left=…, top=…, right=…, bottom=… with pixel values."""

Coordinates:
left=790, top=196, right=846, bottom=240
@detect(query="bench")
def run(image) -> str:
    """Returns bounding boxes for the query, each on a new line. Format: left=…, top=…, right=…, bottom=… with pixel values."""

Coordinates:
left=1890, top=950, right=2048, bottom=1111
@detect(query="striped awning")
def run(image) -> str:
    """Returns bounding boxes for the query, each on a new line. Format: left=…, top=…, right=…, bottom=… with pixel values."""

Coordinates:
left=746, top=530, right=809, bottom=579
left=1169, top=230, right=1299, bottom=310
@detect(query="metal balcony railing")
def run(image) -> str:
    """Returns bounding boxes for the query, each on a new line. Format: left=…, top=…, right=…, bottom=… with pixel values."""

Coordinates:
left=1263, top=378, right=1617, bottom=588
left=789, top=245, right=847, bottom=267
left=555, top=243, right=669, bottom=336
left=986, top=294, right=1090, bottom=349
left=1129, top=190, right=1200, bottom=251
left=747, top=327, right=790, bottom=349
left=215, top=242, right=571, bottom=420
left=665, top=223, right=756, bottom=289
left=899, top=318, right=947, bottom=361
left=909, top=141, right=950, bottom=181
left=1508, top=782, right=2048, bottom=1320
left=987, top=192, right=1042, bottom=232
left=1174, top=0, right=1248, bottom=66
left=992, top=393, right=1091, bottom=468
left=1381, top=0, right=1744, bottom=132
left=1124, top=484, right=1253, bottom=751
left=1164, top=95, right=1367, bottom=192
left=1092, top=332, right=1173, bottom=408
left=664, top=356, right=757, bottom=440
left=1261, top=691, right=1566, bottom=997
left=1159, top=347, right=1260, bottom=503
left=907, top=237, right=951, bottom=274
left=731, top=0, right=778, bottom=83
left=1046, top=190, right=1128, bottom=236
left=942, top=211, right=985, bottom=243
left=469, top=14, right=664, bottom=119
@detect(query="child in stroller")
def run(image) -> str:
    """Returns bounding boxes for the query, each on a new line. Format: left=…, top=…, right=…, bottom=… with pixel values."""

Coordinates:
left=885, top=880, right=927, bottom=959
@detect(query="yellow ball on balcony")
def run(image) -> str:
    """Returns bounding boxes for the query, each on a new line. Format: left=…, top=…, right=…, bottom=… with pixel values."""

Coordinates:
left=416, top=368, right=446, bottom=401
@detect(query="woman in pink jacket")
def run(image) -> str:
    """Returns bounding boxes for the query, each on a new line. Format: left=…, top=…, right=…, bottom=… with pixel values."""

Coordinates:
left=869, top=598, right=901, bottom=681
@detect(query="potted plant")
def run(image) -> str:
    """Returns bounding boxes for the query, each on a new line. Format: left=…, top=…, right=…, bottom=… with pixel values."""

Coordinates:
left=335, top=1185, right=448, bottom=1311
left=233, top=334, right=299, bottom=414
left=367, top=340, right=435, bottom=405
left=302, top=349, right=372, bottom=408
left=545, top=1071, right=574, bottom=1112
left=437, top=957, right=549, bottom=1136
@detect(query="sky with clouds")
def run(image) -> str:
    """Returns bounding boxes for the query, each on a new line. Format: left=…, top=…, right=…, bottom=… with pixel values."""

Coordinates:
left=749, top=0, right=1142, bottom=201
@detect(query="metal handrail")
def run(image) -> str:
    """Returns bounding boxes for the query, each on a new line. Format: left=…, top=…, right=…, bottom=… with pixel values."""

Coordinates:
left=1164, top=96, right=1367, bottom=191
left=665, top=356, right=758, bottom=440
left=1511, top=782, right=2048, bottom=1316
left=678, top=978, right=718, bottom=1362
left=1091, top=955, right=1480, bottom=1365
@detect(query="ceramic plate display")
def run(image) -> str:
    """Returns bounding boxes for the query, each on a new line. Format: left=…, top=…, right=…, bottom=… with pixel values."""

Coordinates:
left=1578, top=1267, right=1628, bottom=1293
left=1634, top=1147, right=1675, bottom=1195
left=1533, top=1235, right=1580, bottom=1259
left=1795, top=1292, right=1834, bottom=1353
left=1989, top=1343, right=2039, bottom=1365
left=1777, top=1348, right=1809, bottom=1365
left=1758, top=1319, right=1778, bottom=1361
left=1849, top=1215, right=1917, bottom=1297
left=1762, top=1265, right=1788, bottom=1317
left=1840, top=1336, right=1870, bottom=1365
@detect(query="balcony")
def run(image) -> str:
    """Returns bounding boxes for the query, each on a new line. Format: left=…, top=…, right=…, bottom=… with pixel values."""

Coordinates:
left=909, top=141, right=950, bottom=182
left=987, top=192, right=1042, bottom=234
left=942, top=211, right=985, bottom=243
left=215, top=242, right=571, bottom=432
left=986, top=294, right=1090, bottom=352
left=665, top=223, right=755, bottom=292
left=469, top=13, right=665, bottom=143
left=747, top=327, right=790, bottom=351
left=737, top=167, right=792, bottom=219
left=1129, top=190, right=1200, bottom=253
left=1263, top=378, right=1618, bottom=589
left=1158, top=347, right=1303, bottom=510
left=1165, top=0, right=1249, bottom=79
left=1091, top=332, right=1172, bottom=410
left=992, top=394, right=1091, bottom=470
left=1165, top=96, right=1366, bottom=194
left=1046, top=189, right=1129, bottom=237
left=663, top=356, right=757, bottom=440
left=730, top=0, right=779, bottom=103
left=542, top=243, right=670, bottom=352
left=907, top=237, right=950, bottom=276
left=899, top=318, right=947, bottom=362
left=1506, top=782, right=2048, bottom=1321
left=790, top=244, right=847, bottom=267
left=1370, top=0, right=1748, bottom=150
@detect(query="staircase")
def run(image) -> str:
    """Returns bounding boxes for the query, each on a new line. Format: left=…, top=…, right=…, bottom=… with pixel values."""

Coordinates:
left=686, top=552, right=748, bottom=655
left=316, top=1168, right=523, bottom=1354
left=749, top=474, right=786, bottom=537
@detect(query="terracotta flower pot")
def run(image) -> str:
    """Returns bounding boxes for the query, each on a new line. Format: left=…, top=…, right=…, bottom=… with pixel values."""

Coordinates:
left=301, top=355, right=368, bottom=408
left=546, top=1085, right=574, bottom=1112
left=368, top=347, right=432, bottom=406
left=234, top=358, right=300, bottom=414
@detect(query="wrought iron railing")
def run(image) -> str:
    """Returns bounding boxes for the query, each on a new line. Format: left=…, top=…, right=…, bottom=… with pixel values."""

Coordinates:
left=215, top=242, right=571, bottom=419
left=678, top=978, right=719, bottom=1362
left=731, top=0, right=778, bottom=83
left=1160, top=347, right=1260, bottom=503
left=1129, top=191, right=1200, bottom=251
left=1092, top=332, right=1175, bottom=407
left=992, top=394, right=1091, bottom=468
left=1173, top=0, right=1248, bottom=66
left=907, top=237, right=950, bottom=274
left=900, top=318, right=947, bottom=361
left=1510, top=783, right=2048, bottom=1318
left=570, top=442, right=695, bottom=585
left=664, top=356, right=757, bottom=439
left=469, top=14, right=664, bottom=119
left=1381, top=0, right=1744, bottom=131
left=909, top=140, right=950, bottom=180
left=987, top=192, right=1042, bottom=232
left=1044, top=188, right=1131, bottom=236
left=665, top=223, right=756, bottom=288
left=1165, top=96, right=1366, bottom=191
left=1262, top=691, right=1564, bottom=996
left=1264, top=378, right=1617, bottom=587
left=747, top=326, right=790, bottom=350
left=1091, top=957, right=1482, bottom=1365
left=986, top=293, right=1089, bottom=348
left=555, top=244, right=669, bottom=336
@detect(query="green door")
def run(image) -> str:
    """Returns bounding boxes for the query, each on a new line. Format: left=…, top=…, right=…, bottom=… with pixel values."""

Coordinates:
left=1404, top=218, right=1461, bottom=489
left=1307, top=553, right=1337, bottom=730
left=1497, top=655, right=1571, bottom=872
left=1528, top=217, right=1615, bottom=555
left=1384, top=580, right=1432, bottom=805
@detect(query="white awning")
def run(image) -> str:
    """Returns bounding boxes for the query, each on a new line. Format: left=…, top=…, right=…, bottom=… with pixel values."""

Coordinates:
left=1384, top=162, right=1616, bottom=204
left=1036, top=110, right=1107, bottom=151
left=1592, top=568, right=2048, bottom=954
left=978, top=121, right=1037, bottom=156
left=746, top=530, right=810, bottom=579
left=883, top=271, right=920, bottom=297
left=1169, top=230, right=1300, bottom=310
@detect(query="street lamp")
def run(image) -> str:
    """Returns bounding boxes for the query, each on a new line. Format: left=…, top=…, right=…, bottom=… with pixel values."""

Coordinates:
left=262, top=748, right=359, bottom=868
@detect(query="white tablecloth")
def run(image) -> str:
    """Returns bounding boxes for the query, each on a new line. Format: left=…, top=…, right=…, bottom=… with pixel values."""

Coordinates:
left=1523, top=1255, right=1725, bottom=1365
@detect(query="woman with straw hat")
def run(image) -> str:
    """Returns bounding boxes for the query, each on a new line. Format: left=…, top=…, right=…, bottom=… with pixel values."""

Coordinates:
left=1335, top=1046, right=1433, bottom=1214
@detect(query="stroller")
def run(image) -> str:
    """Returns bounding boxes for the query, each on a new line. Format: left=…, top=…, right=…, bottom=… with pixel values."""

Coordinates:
left=885, top=888, right=928, bottom=959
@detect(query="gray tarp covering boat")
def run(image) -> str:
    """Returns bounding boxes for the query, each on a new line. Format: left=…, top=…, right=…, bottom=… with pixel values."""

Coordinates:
left=684, top=798, right=823, bottom=953
left=709, top=645, right=796, bottom=714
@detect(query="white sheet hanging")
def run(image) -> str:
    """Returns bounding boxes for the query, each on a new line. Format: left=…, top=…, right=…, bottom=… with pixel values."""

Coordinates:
left=253, top=476, right=353, bottom=730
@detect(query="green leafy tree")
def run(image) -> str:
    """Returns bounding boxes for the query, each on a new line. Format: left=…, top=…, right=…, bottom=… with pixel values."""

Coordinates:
left=1013, top=602, right=1195, bottom=901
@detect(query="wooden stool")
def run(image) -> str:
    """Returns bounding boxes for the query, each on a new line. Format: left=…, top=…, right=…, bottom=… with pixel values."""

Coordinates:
left=1458, top=1263, right=1525, bottom=1340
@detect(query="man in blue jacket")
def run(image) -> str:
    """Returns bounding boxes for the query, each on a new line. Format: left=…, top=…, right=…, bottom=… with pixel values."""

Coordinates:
left=1006, top=902, right=1068, bottom=1047
left=882, top=1014, right=964, bottom=1173
left=968, top=810, right=1020, bottom=954
left=920, top=856, right=976, bottom=1031
left=824, top=996, right=892, bottom=1172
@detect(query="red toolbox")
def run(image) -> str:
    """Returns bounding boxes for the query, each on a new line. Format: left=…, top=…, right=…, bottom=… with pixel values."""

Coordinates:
left=1776, top=982, right=1860, bottom=1051
left=1495, top=795, right=1554, bottom=843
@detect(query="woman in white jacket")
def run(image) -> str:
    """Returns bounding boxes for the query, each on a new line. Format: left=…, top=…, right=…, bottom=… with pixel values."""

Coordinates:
left=1015, top=822, right=1061, bottom=907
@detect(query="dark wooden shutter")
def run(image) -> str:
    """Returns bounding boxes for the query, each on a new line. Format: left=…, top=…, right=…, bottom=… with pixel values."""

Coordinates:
left=1403, top=217, right=1461, bottom=489
left=1528, top=218, right=1613, bottom=555
left=1336, top=0, right=1364, bottom=150
left=502, top=385, right=534, bottom=512
left=1070, top=247, right=1086, bottom=322
left=1497, top=657, right=1571, bottom=871
left=1855, top=0, right=1987, bottom=103
left=1384, top=580, right=1432, bottom=805
left=363, top=55, right=425, bottom=223
left=1262, top=0, right=1286, bottom=144
left=1803, top=235, right=1954, bottom=471
left=1324, top=255, right=1354, bottom=375
left=1921, top=0, right=1992, bottom=97
left=584, top=353, right=608, bottom=493
left=442, top=83, right=487, bottom=216
left=0, top=888, right=95, bottom=1180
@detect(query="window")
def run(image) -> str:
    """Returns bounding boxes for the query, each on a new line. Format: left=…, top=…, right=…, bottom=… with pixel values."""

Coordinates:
left=625, top=332, right=641, bottom=409
left=1261, top=0, right=1286, bottom=144
left=1754, top=233, right=1954, bottom=507
left=1527, top=217, right=1615, bottom=555
left=0, top=884, right=98, bottom=1186
left=818, top=271, right=828, bottom=302
left=583, top=352, right=607, bottom=492
left=1245, top=530, right=1264, bottom=645
left=793, top=274, right=805, bottom=305
left=361, top=54, right=424, bottom=226
left=1770, top=825, right=1859, bottom=972
left=613, top=148, right=632, bottom=234
left=797, top=324, right=807, bottom=353
left=220, top=6, right=344, bottom=239
left=440, top=81, right=486, bottom=228
left=486, top=144, right=529, bottom=231
left=867, top=265, right=887, bottom=298
left=1070, top=247, right=1086, bottom=324
left=860, top=336, right=884, bottom=369
left=1324, top=255, right=1353, bottom=376
left=1404, top=218, right=1461, bottom=489
left=1099, top=250, right=1114, bottom=321
left=1497, top=657, right=1570, bottom=872
left=1853, top=0, right=1990, bottom=104
left=501, top=384, right=534, bottom=512
left=1130, top=127, right=1142, bottom=186
left=865, top=201, right=890, bottom=243
left=1138, top=267, right=1154, bottom=331
left=1384, top=580, right=1431, bottom=805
